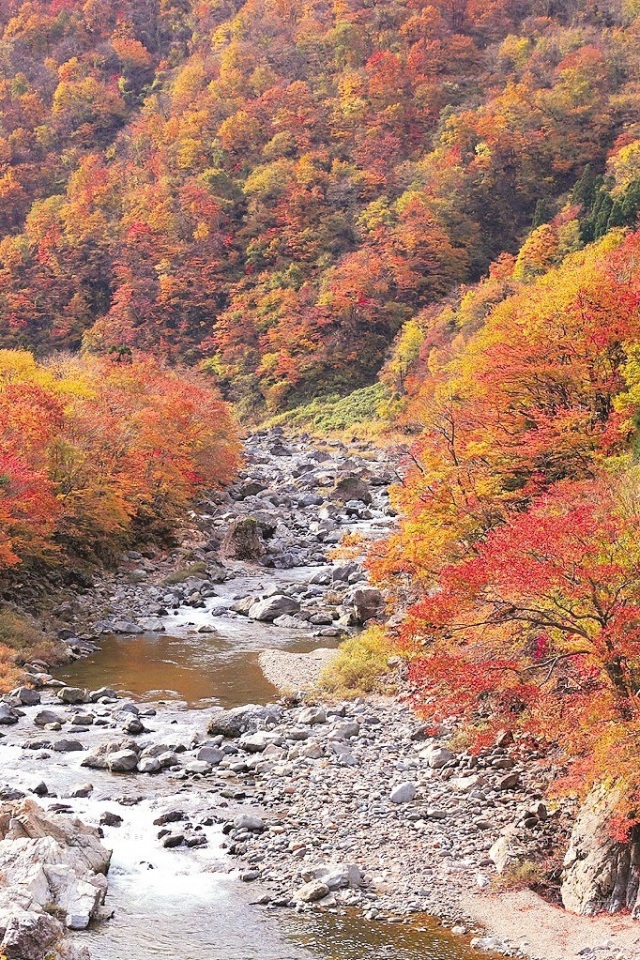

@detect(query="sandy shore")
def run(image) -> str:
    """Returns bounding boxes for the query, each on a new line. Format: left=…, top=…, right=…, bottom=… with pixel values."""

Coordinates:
left=258, top=647, right=338, bottom=695
left=463, top=889, right=640, bottom=959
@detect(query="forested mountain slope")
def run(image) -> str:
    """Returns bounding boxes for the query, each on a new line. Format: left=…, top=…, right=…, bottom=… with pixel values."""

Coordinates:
left=0, top=0, right=638, bottom=412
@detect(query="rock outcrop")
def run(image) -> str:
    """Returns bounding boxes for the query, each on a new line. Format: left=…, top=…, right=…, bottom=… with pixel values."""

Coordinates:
left=562, top=784, right=640, bottom=917
left=0, top=798, right=111, bottom=959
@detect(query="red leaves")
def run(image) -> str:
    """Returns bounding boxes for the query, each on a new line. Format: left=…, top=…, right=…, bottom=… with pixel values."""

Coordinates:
left=0, top=350, right=240, bottom=568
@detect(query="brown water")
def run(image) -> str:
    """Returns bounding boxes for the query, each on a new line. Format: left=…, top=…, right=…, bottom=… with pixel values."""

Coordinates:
left=57, top=631, right=283, bottom=706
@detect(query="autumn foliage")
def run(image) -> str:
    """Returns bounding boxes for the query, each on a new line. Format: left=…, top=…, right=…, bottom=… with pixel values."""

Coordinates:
left=372, top=227, right=640, bottom=824
left=0, top=0, right=638, bottom=410
left=0, top=350, right=240, bottom=569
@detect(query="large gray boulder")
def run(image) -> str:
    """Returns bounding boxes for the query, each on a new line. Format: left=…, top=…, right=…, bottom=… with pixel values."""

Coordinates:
left=1, top=911, right=61, bottom=960
left=248, top=595, right=300, bottom=622
left=207, top=704, right=284, bottom=738
left=331, top=475, right=372, bottom=505
left=350, top=587, right=384, bottom=624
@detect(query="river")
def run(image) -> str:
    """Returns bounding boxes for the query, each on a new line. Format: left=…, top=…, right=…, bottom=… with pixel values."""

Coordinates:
left=1, top=433, right=497, bottom=960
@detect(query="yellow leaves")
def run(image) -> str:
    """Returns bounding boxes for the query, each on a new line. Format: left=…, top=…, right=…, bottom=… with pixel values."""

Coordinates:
left=513, top=223, right=560, bottom=281
left=193, top=222, right=210, bottom=241
left=498, top=34, right=532, bottom=69
left=607, top=140, right=640, bottom=197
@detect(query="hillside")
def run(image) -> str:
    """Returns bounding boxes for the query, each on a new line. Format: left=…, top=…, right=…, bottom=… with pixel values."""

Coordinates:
left=0, top=0, right=638, bottom=413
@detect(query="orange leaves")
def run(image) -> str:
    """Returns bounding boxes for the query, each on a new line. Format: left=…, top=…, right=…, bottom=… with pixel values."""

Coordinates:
left=0, top=350, right=240, bottom=568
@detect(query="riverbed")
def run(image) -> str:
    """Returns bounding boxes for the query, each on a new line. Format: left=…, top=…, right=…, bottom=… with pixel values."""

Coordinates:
left=0, top=432, right=500, bottom=960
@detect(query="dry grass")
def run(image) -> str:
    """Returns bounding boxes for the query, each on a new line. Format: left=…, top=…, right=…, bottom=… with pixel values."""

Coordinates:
left=319, top=626, right=396, bottom=696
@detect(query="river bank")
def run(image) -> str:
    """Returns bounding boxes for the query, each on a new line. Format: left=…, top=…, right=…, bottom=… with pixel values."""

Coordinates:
left=0, top=430, right=638, bottom=960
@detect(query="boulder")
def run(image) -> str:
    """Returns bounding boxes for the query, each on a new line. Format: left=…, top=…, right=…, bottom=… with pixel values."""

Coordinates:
left=302, top=863, right=362, bottom=890
left=56, top=688, right=89, bottom=705
left=420, top=744, right=454, bottom=769
left=220, top=518, right=265, bottom=561
left=106, top=750, right=139, bottom=773
left=294, top=879, right=330, bottom=903
left=331, top=475, right=372, bottom=505
left=248, top=595, right=301, bottom=622
left=390, top=782, right=417, bottom=804
left=33, top=710, right=63, bottom=728
left=350, top=587, right=383, bottom=624
left=10, top=687, right=41, bottom=707
left=1, top=911, right=61, bottom=960
left=207, top=704, right=284, bottom=738
left=0, top=798, right=110, bottom=944
left=489, top=825, right=529, bottom=874
left=233, top=814, right=264, bottom=832
left=0, top=704, right=20, bottom=725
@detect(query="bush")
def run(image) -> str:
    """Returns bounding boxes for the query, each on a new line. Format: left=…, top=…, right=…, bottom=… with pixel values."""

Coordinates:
left=319, top=626, right=395, bottom=695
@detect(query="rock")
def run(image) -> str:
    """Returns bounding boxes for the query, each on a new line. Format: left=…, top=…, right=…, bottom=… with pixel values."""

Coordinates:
left=350, top=587, right=383, bottom=624
left=0, top=704, right=20, bottom=725
left=0, top=798, right=110, bottom=941
left=137, top=617, right=166, bottom=632
left=331, top=475, right=372, bottom=504
left=237, top=479, right=268, bottom=499
left=470, top=936, right=507, bottom=952
left=138, top=757, right=162, bottom=774
left=302, top=863, right=362, bottom=890
left=207, top=703, right=284, bottom=738
left=162, top=833, right=185, bottom=849
left=153, top=811, right=185, bottom=827
left=294, top=879, right=330, bottom=903
left=88, top=687, right=118, bottom=703
left=239, top=731, right=283, bottom=753
left=497, top=772, right=520, bottom=790
left=10, top=687, right=41, bottom=707
left=1, top=911, right=61, bottom=960
left=233, top=814, right=265, bottom=832
left=94, top=620, right=143, bottom=635
left=420, top=744, right=454, bottom=769
left=329, top=720, right=360, bottom=740
left=106, top=750, right=139, bottom=773
left=52, top=739, right=85, bottom=753
left=221, top=518, right=265, bottom=561
left=248, top=595, right=301, bottom=622
left=272, top=615, right=306, bottom=629
left=489, top=825, right=529, bottom=874
left=67, top=784, right=93, bottom=799
left=81, top=738, right=139, bottom=769
left=299, top=707, right=327, bottom=725
left=99, top=812, right=123, bottom=827
left=561, top=783, right=640, bottom=917
left=57, top=688, right=89, bottom=705
left=390, top=782, right=418, bottom=804
left=196, top=746, right=224, bottom=765
left=34, top=709, right=63, bottom=727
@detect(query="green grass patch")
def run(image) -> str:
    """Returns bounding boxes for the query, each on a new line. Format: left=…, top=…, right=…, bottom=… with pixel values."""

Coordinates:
left=162, top=562, right=208, bottom=585
left=268, top=383, right=389, bottom=433
left=319, top=626, right=395, bottom=695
